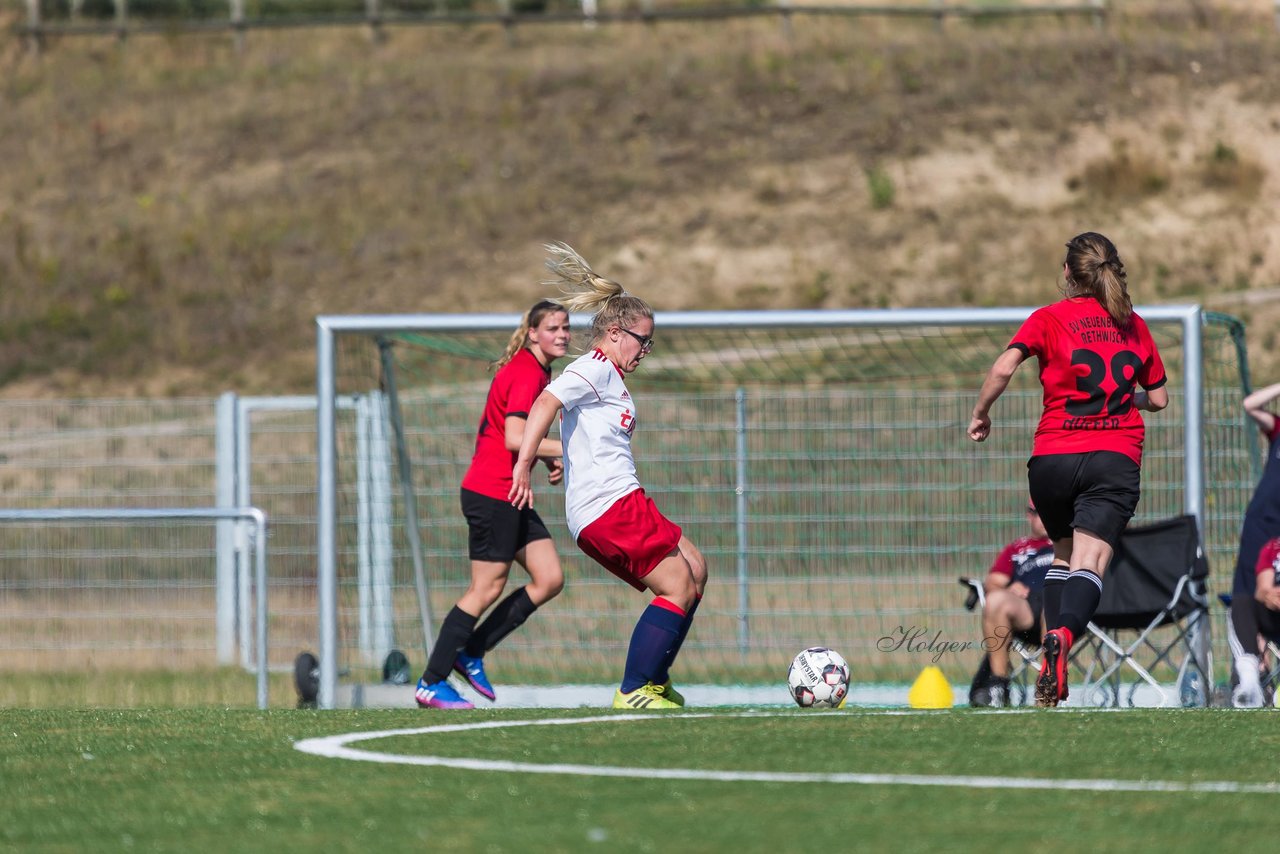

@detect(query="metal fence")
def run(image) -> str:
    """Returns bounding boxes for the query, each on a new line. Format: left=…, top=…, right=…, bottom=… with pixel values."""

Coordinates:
left=13, top=0, right=1113, bottom=48
left=0, top=506, right=270, bottom=707
left=0, top=305, right=1260, bottom=709
left=314, top=306, right=1248, bottom=709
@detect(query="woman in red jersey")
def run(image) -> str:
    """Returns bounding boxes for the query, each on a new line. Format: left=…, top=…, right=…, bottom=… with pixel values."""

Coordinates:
left=415, top=300, right=571, bottom=710
left=968, top=232, right=1169, bottom=707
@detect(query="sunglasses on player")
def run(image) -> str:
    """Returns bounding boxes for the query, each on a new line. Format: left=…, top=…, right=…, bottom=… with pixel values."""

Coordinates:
left=619, top=328, right=655, bottom=354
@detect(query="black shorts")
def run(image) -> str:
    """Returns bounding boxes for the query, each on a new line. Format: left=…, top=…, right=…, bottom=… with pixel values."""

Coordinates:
left=460, top=487, right=552, bottom=563
left=1027, top=451, right=1140, bottom=548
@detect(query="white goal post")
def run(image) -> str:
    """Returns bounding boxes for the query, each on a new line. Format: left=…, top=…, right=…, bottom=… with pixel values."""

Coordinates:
left=314, top=306, right=1207, bottom=710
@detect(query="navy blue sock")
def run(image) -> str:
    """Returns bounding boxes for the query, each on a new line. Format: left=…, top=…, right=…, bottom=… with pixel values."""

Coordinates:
left=1058, top=570, right=1102, bottom=639
left=654, top=595, right=700, bottom=685
left=620, top=598, right=686, bottom=693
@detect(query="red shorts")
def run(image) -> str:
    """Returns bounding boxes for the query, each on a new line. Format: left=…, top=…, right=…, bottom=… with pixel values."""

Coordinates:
left=576, top=488, right=683, bottom=592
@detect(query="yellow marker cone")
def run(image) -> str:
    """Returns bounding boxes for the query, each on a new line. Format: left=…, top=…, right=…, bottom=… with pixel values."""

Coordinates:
left=908, top=665, right=954, bottom=709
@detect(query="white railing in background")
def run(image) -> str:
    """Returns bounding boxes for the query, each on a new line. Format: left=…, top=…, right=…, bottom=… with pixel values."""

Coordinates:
left=217, top=392, right=393, bottom=672
left=0, top=506, right=271, bottom=708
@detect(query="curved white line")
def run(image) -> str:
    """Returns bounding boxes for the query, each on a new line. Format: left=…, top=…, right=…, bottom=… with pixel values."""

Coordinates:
left=293, top=711, right=1280, bottom=795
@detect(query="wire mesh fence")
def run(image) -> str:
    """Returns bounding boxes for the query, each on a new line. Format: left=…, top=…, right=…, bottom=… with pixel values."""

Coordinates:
left=321, top=308, right=1252, bottom=692
left=0, top=307, right=1258, bottom=702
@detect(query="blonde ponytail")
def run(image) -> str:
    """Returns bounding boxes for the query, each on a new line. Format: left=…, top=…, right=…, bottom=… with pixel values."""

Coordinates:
left=543, top=242, right=652, bottom=344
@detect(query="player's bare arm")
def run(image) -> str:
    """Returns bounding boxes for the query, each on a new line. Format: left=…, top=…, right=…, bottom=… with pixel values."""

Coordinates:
left=1256, top=570, right=1280, bottom=612
left=1242, top=381, right=1280, bottom=435
left=505, top=415, right=565, bottom=485
left=503, top=415, right=563, bottom=460
left=1132, top=387, right=1169, bottom=413
left=968, top=348, right=1026, bottom=442
left=510, top=390, right=564, bottom=509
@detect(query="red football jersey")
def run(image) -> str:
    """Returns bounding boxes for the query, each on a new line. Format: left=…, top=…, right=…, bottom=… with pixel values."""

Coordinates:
left=1009, top=297, right=1167, bottom=465
left=460, top=348, right=552, bottom=500
left=988, top=535, right=1053, bottom=579
left=1255, top=537, right=1280, bottom=580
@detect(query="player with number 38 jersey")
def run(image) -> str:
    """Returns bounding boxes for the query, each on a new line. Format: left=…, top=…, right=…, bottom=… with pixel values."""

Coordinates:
left=969, top=232, right=1169, bottom=709
left=1010, top=295, right=1166, bottom=465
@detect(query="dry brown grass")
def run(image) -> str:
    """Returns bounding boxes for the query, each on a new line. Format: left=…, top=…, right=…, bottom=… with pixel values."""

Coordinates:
left=2, top=5, right=1280, bottom=397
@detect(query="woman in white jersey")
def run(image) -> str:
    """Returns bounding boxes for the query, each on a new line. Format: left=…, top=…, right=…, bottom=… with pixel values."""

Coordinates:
left=511, top=243, right=708, bottom=710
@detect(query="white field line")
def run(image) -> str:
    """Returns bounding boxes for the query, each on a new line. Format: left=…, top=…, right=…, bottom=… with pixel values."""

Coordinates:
left=293, top=711, right=1280, bottom=795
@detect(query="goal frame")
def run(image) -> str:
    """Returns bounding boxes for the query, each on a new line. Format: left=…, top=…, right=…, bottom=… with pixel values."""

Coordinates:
left=314, top=306, right=1204, bottom=709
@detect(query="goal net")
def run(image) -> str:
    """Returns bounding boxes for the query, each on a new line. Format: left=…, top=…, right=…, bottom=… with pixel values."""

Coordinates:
left=314, top=307, right=1250, bottom=707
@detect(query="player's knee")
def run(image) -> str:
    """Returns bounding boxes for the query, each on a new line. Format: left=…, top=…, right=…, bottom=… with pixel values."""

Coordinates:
left=688, top=553, right=707, bottom=591
left=680, top=542, right=708, bottom=590
left=666, top=573, right=698, bottom=611
left=469, top=576, right=507, bottom=608
left=531, top=569, right=564, bottom=602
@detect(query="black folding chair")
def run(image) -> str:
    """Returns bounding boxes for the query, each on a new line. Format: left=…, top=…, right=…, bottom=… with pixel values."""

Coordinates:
left=1070, top=515, right=1213, bottom=708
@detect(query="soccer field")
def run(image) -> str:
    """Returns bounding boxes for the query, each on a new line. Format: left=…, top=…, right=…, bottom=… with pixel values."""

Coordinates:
left=5, top=707, right=1277, bottom=851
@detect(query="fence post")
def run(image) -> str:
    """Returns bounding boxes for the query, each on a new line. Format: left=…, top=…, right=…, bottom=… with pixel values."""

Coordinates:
left=777, top=0, right=793, bottom=41
left=234, top=397, right=254, bottom=669
left=113, top=0, right=128, bottom=42
left=498, top=0, right=516, bottom=47
left=229, top=0, right=246, bottom=52
left=735, top=387, right=751, bottom=657
left=365, top=0, right=386, bottom=43
left=23, top=0, right=41, bottom=54
left=215, top=393, right=238, bottom=666
left=1092, top=0, right=1106, bottom=31
left=933, top=0, right=946, bottom=33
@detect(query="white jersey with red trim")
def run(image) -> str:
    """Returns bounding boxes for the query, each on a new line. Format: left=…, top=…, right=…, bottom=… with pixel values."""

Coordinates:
left=544, top=348, right=641, bottom=539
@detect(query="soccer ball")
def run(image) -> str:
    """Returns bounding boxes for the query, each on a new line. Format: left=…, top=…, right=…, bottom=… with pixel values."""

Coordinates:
left=787, top=647, right=850, bottom=709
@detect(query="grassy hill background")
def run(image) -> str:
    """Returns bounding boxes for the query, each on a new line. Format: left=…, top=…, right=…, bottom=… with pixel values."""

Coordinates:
left=2, top=0, right=1279, bottom=397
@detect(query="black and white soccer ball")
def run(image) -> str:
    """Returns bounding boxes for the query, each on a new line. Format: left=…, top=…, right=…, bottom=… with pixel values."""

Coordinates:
left=787, top=647, right=850, bottom=709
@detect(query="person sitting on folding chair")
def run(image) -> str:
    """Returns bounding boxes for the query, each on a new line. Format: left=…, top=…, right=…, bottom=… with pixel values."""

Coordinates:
left=969, top=502, right=1053, bottom=707
left=1229, top=535, right=1280, bottom=707
left=1228, top=381, right=1280, bottom=702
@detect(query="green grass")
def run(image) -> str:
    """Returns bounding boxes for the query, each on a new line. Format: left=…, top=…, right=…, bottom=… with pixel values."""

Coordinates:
left=0, top=668, right=296, bottom=709
left=4, top=706, right=1278, bottom=851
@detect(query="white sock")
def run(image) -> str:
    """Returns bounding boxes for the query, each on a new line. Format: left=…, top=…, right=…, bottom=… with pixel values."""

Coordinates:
left=1233, top=655, right=1264, bottom=708
left=1236, top=654, right=1262, bottom=688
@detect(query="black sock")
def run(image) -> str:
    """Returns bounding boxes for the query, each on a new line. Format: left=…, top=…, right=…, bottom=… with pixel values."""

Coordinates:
left=1042, top=565, right=1070, bottom=630
left=969, top=654, right=994, bottom=694
left=1058, top=570, right=1102, bottom=639
left=422, top=606, right=477, bottom=684
left=1231, top=594, right=1262, bottom=657
left=465, top=587, right=538, bottom=657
